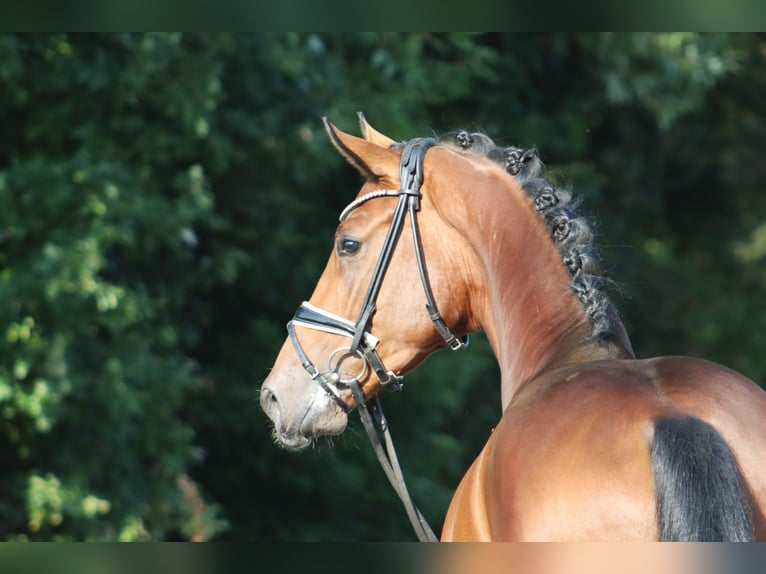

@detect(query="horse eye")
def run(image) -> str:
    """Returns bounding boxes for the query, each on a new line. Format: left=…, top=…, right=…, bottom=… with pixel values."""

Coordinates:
left=337, top=237, right=361, bottom=257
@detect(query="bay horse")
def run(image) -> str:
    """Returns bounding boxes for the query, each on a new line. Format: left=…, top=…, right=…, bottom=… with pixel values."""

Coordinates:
left=260, top=113, right=766, bottom=541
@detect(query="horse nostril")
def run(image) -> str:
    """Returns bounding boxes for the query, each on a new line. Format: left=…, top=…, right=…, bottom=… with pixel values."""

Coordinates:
left=260, top=385, right=280, bottom=417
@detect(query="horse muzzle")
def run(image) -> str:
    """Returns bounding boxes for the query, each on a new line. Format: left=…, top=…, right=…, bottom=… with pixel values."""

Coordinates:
left=260, top=371, right=349, bottom=450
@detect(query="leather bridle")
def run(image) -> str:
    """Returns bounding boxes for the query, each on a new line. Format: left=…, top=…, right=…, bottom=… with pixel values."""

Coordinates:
left=285, top=137, right=469, bottom=541
left=287, top=137, right=468, bottom=402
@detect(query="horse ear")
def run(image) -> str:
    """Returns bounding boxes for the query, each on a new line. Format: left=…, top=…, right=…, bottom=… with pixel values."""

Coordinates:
left=357, top=111, right=396, bottom=148
left=323, top=117, right=398, bottom=179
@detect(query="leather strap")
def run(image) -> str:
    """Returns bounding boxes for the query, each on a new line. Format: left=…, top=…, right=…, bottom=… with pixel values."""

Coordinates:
left=350, top=382, right=438, bottom=542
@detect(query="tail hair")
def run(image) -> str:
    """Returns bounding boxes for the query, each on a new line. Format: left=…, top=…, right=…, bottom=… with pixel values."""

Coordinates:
left=651, top=415, right=752, bottom=541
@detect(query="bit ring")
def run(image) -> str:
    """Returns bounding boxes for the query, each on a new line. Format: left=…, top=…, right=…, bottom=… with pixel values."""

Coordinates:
left=327, top=346, right=368, bottom=385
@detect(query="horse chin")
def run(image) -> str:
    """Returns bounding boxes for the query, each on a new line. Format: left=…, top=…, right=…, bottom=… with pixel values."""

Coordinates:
left=269, top=400, right=349, bottom=451
left=271, top=421, right=348, bottom=452
left=271, top=427, right=314, bottom=451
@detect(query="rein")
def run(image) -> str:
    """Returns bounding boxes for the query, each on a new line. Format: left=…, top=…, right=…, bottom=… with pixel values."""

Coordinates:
left=286, top=138, right=468, bottom=541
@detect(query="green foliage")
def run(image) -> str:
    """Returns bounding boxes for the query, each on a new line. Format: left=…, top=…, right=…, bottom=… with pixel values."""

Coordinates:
left=0, top=33, right=764, bottom=541
left=0, top=33, right=229, bottom=540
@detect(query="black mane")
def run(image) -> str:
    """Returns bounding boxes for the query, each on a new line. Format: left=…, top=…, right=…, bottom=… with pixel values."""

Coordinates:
left=436, top=130, right=613, bottom=341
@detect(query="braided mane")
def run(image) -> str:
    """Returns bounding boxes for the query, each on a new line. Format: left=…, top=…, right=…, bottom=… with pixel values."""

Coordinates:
left=435, top=130, right=613, bottom=342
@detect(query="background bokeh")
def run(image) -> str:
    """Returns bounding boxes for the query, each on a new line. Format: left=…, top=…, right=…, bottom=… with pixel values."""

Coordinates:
left=1, top=33, right=765, bottom=540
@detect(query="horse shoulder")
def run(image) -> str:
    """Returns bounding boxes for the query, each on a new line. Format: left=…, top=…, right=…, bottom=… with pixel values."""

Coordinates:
left=444, top=358, right=766, bottom=540
left=482, top=364, right=658, bottom=540
left=441, top=431, right=497, bottom=541
left=477, top=358, right=752, bottom=540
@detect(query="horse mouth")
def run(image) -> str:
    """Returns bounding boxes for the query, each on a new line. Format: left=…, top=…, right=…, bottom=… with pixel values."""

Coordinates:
left=271, top=411, right=349, bottom=451
left=272, top=427, right=313, bottom=451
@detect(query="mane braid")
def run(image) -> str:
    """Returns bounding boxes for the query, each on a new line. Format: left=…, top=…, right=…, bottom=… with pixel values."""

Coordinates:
left=436, top=130, right=614, bottom=342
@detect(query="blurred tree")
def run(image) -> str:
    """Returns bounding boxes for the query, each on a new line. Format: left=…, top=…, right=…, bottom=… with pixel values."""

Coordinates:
left=0, top=33, right=232, bottom=540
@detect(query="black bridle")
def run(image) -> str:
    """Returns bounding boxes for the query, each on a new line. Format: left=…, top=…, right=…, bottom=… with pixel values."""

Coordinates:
left=286, top=137, right=469, bottom=541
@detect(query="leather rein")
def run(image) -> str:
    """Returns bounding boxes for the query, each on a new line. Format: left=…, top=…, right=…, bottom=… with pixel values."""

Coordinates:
left=286, top=138, right=468, bottom=542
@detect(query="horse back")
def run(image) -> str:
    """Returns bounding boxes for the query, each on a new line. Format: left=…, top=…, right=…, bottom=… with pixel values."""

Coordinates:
left=442, top=356, right=766, bottom=541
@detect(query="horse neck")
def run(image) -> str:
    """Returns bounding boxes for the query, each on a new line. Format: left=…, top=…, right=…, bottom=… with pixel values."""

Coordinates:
left=438, top=161, right=631, bottom=410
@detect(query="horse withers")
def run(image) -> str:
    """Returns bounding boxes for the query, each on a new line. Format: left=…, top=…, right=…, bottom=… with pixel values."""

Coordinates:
left=260, top=114, right=766, bottom=541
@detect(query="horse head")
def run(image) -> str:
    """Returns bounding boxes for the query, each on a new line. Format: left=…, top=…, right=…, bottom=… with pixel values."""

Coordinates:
left=261, top=115, right=476, bottom=449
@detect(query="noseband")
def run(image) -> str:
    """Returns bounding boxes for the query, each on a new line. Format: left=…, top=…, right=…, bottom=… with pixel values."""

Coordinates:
left=287, top=138, right=468, bottom=407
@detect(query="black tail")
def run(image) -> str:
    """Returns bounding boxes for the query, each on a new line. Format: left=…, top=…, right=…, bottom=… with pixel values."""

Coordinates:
left=651, top=415, right=752, bottom=541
